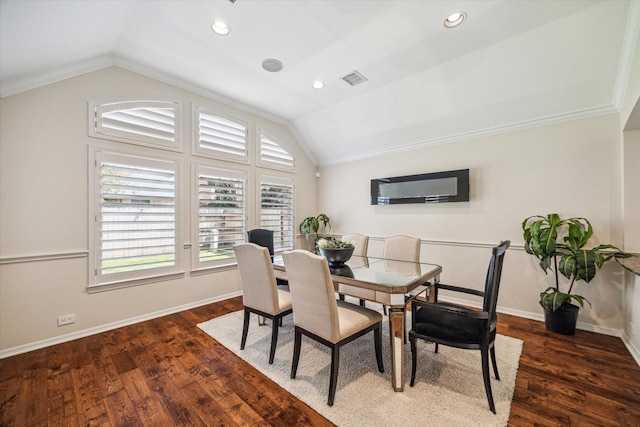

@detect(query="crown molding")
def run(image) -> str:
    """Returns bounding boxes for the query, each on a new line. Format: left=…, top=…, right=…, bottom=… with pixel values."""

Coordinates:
left=316, top=104, right=619, bottom=167
left=0, top=53, right=627, bottom=169
left=0, top=56, right=115, bottom=98
left=0, top=54, right=290, bottom=126
left=0, top=54, right=316, bottom=165
left=109, top=57, right=317, bottom=164
left=111, top=56, right=290, bottom=127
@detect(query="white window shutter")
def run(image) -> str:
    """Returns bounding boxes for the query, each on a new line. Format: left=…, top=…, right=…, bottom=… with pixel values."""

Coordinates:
left=90, top=100, right=181, bottom=149
left=195, top=166, right=246, bottom=268
left=259, top=176, right=294, bottom=252
left=259, top=132, right=294, bottom=170
left=93, top=151, right=180, bottom=287
left=195, top=109, right=248, bottom=162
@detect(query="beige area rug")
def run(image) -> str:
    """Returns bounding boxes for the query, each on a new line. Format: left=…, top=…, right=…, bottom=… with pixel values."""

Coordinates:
left=198, top=305, right=523, bottom=426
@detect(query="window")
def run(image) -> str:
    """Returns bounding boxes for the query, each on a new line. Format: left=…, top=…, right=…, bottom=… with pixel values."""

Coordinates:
left=91, top=151, right=180, bottom=288
left=194, top=108, right=248, bottom=162
left=259, top=175, right=294, bottom=252
left=258, top=130, right=295, bottom=170
left=194, top=166, right=247, bottom=269
left=89, top=99, right=181, bottom=150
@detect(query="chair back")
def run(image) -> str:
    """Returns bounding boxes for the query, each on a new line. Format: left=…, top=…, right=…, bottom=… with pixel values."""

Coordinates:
left=383, top=235, right=421, bottom=262
left=283, top=250, right=340, bottom=342
left=342, top=233, right=368, bottom=257
left=234, top=243, right=280, bottom=314
left=247, top=229, right=275, bottom=256
left=483, top=240, right=510, bottom=321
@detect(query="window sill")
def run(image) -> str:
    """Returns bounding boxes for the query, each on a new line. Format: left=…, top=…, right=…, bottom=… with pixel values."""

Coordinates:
left=88, top=271, right=186, bottom=293
left=190, top=263, right=238, bottom=277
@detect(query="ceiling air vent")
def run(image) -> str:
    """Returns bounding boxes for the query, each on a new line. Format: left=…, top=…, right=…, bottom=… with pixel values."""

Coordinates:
left=341, top=70, right=368, bottom=86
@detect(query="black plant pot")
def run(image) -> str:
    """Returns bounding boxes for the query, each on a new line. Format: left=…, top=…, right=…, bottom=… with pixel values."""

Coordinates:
left=543, top=303, right=579, bottom=335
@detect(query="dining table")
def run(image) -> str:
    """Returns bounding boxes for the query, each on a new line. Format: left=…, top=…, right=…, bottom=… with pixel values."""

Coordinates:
left=272, top=254, right=442, bottom=392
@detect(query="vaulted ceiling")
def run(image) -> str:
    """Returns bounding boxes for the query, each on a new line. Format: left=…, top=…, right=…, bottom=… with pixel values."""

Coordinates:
left=1, top=1, right=638, bottom=165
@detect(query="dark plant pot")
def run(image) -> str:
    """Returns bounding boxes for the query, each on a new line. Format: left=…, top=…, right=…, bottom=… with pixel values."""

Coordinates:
left=543, top=303, right=579, bottom=335
left=318, top=247, right=354, bottom=266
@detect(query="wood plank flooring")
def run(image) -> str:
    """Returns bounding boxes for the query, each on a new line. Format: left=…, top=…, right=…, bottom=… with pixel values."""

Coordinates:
left=1, top=296, right=639, bottom=426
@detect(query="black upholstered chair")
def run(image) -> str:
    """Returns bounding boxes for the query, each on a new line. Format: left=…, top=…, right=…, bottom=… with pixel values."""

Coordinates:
left=248, top=228, right=288, bottom=286
left=247, top=229, right=275, bottom=259
left=408, top=240, right=510, bottom=414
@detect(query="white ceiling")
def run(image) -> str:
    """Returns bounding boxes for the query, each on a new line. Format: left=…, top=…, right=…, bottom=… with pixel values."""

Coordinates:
left=1, top=0, right=638, bottom=165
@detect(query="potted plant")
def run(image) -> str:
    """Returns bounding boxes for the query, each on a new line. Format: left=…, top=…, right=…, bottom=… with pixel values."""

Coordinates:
left=317, top=237, right=355, bottom=266
left=522, top=214, right=630, bottom=335
left=299, top=213, right=331, bottom=251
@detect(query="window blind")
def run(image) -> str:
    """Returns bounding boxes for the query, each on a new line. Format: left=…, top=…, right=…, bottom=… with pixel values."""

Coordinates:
left=260, top=178, right=294, bottom=252
left=196, top=110, right=248, bottom=161
left=197, top=169, right=246, bottom=266
left=91, top=100, right=180, bottom=148
left=95, top=153, right=178, bottom=285
left=259, top=132, right=295, bottom=169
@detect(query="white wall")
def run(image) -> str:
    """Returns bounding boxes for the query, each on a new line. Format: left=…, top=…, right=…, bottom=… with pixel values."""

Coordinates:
left=318, top=115, right=627, bottom=332
left=624, top=130, right=640, bottom=252
left=0, top=67, right=318, bottom=353
left=622, top=129, right=640, bottom=361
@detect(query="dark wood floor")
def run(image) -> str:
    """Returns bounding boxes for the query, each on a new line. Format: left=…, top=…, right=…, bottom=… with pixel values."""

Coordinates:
left=1, top=296, right=639, bottom=426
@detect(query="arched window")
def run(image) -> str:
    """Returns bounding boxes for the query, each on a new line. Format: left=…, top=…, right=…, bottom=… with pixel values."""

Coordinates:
left=89, top=99, right=181, bottom=150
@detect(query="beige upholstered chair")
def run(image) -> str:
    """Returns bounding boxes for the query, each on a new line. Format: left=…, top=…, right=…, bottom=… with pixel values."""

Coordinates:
left=282, top=250, right=384, bottom=406
left=384, top=235, right=430, bottom=299
left=383, top=235, right=421, bottom=262
left=337, top=233, right=369, bottom=304
left=342, top=233, right=369, bottom=257
left=380, top=235, right=423, bottom=316
left=234, top=243, right=293, bottom=364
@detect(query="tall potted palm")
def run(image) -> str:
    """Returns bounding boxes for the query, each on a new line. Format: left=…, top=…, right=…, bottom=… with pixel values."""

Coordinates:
left=522, top=214, right=630, bottom=335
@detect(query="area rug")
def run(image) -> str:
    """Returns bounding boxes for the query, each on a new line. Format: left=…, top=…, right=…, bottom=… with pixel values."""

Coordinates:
left=198, top=306, right=523, bottom=426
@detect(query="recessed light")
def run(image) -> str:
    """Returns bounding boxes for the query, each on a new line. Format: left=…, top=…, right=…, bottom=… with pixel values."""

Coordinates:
left=212, top=21, right=231, bottom=36
left=444, top=12, right=466, bottom=28
left=312, top=81, right=324, bottom=89
left=262, top=58, right=284, bottom=72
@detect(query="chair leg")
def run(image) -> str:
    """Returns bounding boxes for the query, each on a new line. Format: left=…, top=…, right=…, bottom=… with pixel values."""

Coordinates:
left=290, top=328, right=302, bottom=379
left=328, top=345, right=340, bottom=406
left=269, top=316, right=279, bottom=364
left=481, top=347, right=497, bottom=414
left=338, top=294, right=345, bottom=301
left=240, top=309, right=250, bottom=350
left=359, top=299, right=366, bottom=307
left=374, top=325, right=384, bottom=373
left=409, top=336, right=417, bottom=387
left=383, top=305, right=387, bottom=315
left=490, top=345, right=500, bottom=380
left=434, top=343, right=439, bottom=353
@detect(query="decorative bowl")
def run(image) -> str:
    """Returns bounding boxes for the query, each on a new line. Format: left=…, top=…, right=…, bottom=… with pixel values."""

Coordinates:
left=329, top=264, right=354, bottom=278
left=319, top=247, right=354, bottom=266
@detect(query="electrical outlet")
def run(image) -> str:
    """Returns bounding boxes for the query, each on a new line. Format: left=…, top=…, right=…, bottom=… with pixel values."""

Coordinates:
left=57, top=314, right=76, bottom=326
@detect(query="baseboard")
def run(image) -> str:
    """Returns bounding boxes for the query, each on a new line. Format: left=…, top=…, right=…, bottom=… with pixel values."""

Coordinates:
left=441, top=296, right=624, bottom=337
left=2, top=292, right=631, bottom=360
left=621, top=334, right=640, bottom=367
left=0, top=291, right=242, bottom=359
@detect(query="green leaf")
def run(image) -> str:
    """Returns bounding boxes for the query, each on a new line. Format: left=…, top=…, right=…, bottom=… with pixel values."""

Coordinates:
left=573, top=249, right=597, bottom=282
left=558, top=254, right=575, bottom=279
